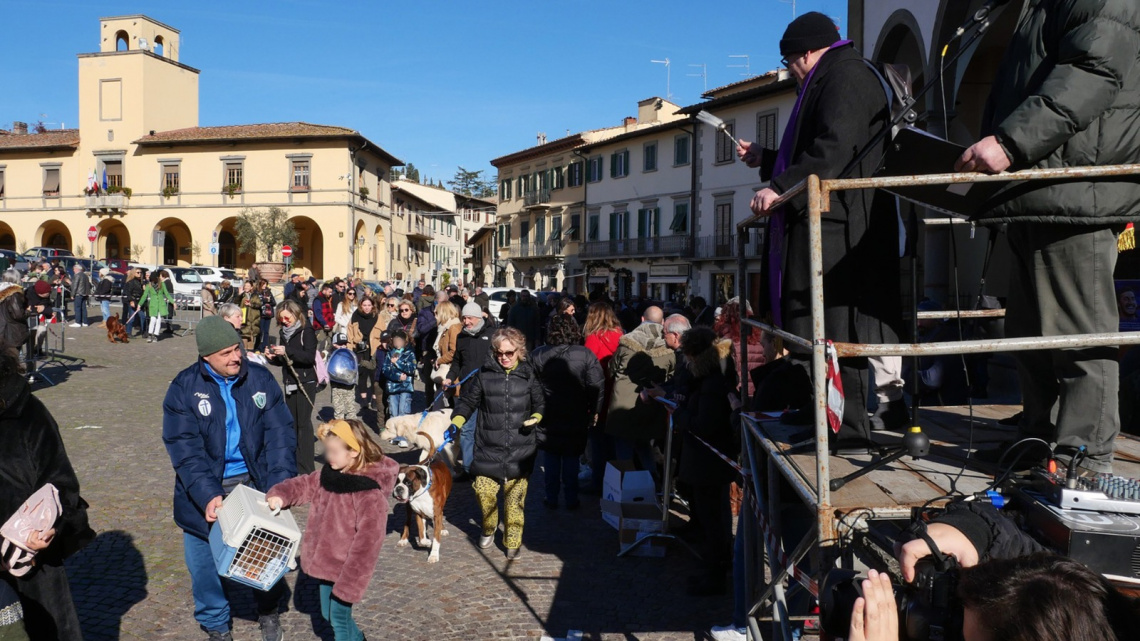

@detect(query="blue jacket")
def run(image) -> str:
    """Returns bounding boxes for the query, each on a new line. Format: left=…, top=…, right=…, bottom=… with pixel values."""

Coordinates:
left=380, top=347, right=416, bottom=394
left=162, top=358, right=297, bottom=539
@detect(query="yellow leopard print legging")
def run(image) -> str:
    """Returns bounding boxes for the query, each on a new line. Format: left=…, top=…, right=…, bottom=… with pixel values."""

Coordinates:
left=473, top=476, right=528, bottom=549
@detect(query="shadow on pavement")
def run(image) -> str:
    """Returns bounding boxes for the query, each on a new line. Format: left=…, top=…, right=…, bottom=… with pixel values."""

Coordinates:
left=67, top=530, right=147, bottom=641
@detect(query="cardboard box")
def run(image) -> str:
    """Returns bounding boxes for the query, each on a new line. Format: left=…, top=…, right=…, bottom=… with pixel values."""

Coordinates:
left=601, top=460, right=657, bottom=530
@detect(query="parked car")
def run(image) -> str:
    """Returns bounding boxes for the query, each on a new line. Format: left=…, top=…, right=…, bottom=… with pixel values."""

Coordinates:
left=161, top=267, right=204, bottom=307
left=0, top=250, right=30, bottom=273
left=23, top=247, right=74, bottom=262
left=189, top=266, right=226, bottom=284
left=101, top=258, right=132, bottom=275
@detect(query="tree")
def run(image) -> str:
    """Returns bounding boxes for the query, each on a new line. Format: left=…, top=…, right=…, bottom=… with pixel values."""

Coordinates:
left=393, top=163, right=421, bottom=183
left=233, top=207, right=299, bottom=262
left=191, top=241, right=202, bottom=263
left=32, top=121, right=47, bottom=134
left=447, top=167, right=485, bottom=195
left=131, top=244, right=144, bottom=260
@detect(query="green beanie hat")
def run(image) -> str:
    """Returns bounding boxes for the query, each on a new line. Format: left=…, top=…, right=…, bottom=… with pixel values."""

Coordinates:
left=196, top=315, right=241, bottom=357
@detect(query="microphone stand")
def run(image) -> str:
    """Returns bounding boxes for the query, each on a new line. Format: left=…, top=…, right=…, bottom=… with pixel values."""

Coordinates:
left=829, top=0, right=1010, bottom=490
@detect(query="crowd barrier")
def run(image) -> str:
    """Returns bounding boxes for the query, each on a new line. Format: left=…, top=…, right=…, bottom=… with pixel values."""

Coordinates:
left=733, top=164, right=1140, bottom=641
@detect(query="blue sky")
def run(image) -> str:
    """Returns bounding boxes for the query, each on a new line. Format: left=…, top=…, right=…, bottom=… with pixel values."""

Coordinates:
left=0, top=0, right=846, bottom=185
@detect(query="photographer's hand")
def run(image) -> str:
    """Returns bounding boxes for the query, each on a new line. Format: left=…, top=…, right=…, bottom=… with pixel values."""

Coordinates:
left=848, top=570, right=899, bottom=641
left=896, top=522, right=979, bottom=583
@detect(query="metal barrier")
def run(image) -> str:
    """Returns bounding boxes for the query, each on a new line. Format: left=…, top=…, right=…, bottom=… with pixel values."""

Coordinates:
left=25, top=315, right=84, bottom=386
left=733, top=164, right=1140, bottom=641
left=167, top=293, right=203, bottom=336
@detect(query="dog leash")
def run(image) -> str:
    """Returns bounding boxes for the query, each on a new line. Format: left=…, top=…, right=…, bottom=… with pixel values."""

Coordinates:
left=413, top=368, right=479, bottom=445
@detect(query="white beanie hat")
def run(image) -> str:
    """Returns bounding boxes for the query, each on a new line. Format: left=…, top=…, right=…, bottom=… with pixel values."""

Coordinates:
left=462, top=301, right=482, bottom=318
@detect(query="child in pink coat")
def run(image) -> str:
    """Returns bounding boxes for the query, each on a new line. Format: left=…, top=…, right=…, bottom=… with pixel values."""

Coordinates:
left=267, top=419, right=398, bottom=640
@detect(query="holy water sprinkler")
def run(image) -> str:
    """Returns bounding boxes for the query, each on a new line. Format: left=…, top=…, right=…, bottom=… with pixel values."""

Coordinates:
left=695, top=110, right=741, bottom=149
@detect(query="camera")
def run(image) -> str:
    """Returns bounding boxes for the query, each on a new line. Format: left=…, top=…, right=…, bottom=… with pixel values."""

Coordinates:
left=819, top=557, right=961, bottom=641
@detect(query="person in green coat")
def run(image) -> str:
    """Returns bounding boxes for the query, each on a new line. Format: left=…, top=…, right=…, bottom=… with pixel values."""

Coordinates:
left=138, top=272, right=174, bottom=343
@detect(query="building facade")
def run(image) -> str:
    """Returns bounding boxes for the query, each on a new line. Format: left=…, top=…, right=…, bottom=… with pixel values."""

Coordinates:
left=0, top=15, right=401, bottom=280
left=390, top=178, right=494, bottom=287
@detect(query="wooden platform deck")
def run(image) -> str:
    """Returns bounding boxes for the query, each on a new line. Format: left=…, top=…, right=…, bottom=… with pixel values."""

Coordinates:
left=746, top=405, right=1140, bottom=515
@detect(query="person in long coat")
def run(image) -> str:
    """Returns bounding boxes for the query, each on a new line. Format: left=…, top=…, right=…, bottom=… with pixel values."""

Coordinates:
left=739, top=12, right=901, bottom=445
left=530, top=314, right=603, bottom=509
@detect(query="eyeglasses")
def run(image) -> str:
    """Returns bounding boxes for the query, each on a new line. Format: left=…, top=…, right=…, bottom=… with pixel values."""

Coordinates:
left=388, top=304, right=397, bottom=309
left=495, top=349, right=517, bottom=358
left=400, top=307, right=413, bottom=313
left=780, top=51, right=806, bottom=68
left=347, top=292, right=355, bottom=297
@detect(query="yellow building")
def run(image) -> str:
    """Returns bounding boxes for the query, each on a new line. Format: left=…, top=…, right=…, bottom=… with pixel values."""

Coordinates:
left=0, top=15, right=401, bottom=280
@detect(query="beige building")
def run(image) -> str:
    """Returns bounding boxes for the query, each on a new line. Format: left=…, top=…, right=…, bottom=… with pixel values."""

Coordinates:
left=390, top=178, right=495, bottom=286
left=0, top=15, right=401, bottom=280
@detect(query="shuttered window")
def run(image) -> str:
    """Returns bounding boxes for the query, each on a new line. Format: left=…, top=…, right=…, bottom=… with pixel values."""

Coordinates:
left=225, top=162, right=243, bottom=191
left=163, top=165, right=180, bottom=192
left=715, top=121, right=736, bottom=163
left=757, top=110, right=779, bottom=153
left=43, top=167, right=61, bottom=196
left=674, top=134, right=691, bottom=166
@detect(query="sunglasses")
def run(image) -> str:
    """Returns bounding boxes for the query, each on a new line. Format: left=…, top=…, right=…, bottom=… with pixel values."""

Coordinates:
left=400, top=307, right=413, bottom=312
left=388, top=304, right=397, bottom=309
left=495, top=349, right=517, bottom=358
left=347, top=292, right=355, bottom=296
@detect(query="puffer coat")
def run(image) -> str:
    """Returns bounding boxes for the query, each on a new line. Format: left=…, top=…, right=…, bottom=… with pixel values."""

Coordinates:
left=453, top=356, right=545, bottom=480
left=605, top=322, right=676, bottom=442
left=979, top=0, right=1140, bottom=224
left=530, top=344, right=604, bottom=456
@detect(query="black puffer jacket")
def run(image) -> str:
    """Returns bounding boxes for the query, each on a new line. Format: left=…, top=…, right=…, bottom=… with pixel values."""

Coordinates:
left=0, top=284, right=28, bottom=348
left=530, top=344, right=604, bottom=456
left=980, top=0, right=1140, bottom=224
left=271, top=324, right=318, bottom=387
left=678, top=339, right=740, bottom=486
left=454, top=356, right=545, bottom=480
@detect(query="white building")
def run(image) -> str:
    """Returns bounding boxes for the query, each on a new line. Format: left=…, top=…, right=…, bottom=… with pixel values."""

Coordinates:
left=678, top=72, right=797, bottom=305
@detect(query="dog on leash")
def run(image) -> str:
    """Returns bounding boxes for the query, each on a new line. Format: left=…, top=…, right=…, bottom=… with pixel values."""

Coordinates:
left=380, top=409, right=460, bottom=469
left=392, top=432, right=454, bottom=563
left=105, top=314, right=129, bottom=344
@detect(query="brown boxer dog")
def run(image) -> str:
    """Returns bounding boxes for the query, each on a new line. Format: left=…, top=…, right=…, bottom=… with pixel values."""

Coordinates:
left=392, top=432, right=453, bottom=563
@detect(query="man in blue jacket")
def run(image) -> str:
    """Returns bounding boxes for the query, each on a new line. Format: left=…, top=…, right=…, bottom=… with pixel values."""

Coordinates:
left=162, top=315, right=297, bottom=641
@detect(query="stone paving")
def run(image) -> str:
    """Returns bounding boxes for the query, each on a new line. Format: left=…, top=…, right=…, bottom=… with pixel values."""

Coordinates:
left=33, top=312, right=732, bottom=640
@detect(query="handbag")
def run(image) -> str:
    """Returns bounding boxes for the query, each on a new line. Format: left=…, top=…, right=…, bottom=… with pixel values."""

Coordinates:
left=0, top=483, right=61, bottom=577
left=430, top=361, right=450, bottom=384
left=314, top=349, right=330, bottom=386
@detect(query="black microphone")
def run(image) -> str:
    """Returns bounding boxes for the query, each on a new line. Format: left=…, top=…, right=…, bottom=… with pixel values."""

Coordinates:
left=953, top=0, right=1012, bottom=40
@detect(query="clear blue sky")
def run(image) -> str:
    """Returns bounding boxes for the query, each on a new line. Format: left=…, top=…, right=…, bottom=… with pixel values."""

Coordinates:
left=0, top=0, right=846, bottom=186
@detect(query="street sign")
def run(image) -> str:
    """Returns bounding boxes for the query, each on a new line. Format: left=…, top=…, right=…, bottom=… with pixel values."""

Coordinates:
left=281, top=245, right=293, bottom=258
left=86, top=226, right=98, bottom=242
left=153, top=230, right=166, bottom=247
left=212, top=230, right=219, bottom=241
left=208, top=243, right=219, bottom=256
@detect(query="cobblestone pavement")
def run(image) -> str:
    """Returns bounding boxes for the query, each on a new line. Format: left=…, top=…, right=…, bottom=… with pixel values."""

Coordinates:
left=35, top=316, right=731, bottom=640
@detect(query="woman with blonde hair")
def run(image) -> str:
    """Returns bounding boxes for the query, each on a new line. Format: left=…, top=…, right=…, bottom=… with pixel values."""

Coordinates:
left=582, top=302, right=623, bottom=493
left=430, top=301, right=462, bottom=408
left=448, top=327, right=544, bottom=558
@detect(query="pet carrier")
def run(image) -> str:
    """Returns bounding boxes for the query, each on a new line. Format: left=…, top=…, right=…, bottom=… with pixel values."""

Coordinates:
left=208, top=484, right=301, bottom=591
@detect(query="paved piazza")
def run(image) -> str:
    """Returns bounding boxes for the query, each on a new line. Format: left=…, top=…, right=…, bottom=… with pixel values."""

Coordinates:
left=36, top=319, right=730, bottom=640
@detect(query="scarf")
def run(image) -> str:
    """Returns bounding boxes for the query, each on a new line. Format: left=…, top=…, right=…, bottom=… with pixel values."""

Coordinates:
left=768, top=39, right=852, bottom=327
left=463, top=318, right=485, bottom=336
left=319, top=464, right=381, bottom=494
left=281, top=319, right=302, bottom=343
left=352, top=309, right=378, bottom=340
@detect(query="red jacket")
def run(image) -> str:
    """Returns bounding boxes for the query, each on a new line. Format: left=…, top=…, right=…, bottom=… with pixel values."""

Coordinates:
left=267, top=457, right=399, bottom=603
left=585, top=329, right=623, bottom=422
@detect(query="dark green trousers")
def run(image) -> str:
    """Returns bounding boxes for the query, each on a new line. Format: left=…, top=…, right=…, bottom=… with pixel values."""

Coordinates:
left=1005, top=223, right=1120, bottom=473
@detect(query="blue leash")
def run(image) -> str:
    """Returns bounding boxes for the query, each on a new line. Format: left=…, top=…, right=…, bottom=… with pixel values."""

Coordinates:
left=408, top=367, right=479, bottom=452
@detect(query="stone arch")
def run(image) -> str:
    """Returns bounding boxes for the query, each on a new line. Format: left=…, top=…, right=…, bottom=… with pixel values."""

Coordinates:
left=154, top=35, right=164, bottom=57
left=374, top=225, right=386, bottom=280
left=96, top=219, right=130, bottom=260
left=154, top=218, right=192, bottom=267
left=353, top=219, right=368, bottom=276
left=0, top=222, right=14, bottom=251
left=115, top=30, right=129, bottom=51
left=213, top=217, right=254, bottom=271
left=872, top=10, right=927, bottom=93
left=36, top=220, right=71, bottom=251
left=289, top=215, right=324, bottom=279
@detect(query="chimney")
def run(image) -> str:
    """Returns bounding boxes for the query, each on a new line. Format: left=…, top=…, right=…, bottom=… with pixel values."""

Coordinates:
left=12, top=121, right=27, bottom=135
left=536, top=132, right=547, bottom=145
left=623, top=116, right=637, bottom=128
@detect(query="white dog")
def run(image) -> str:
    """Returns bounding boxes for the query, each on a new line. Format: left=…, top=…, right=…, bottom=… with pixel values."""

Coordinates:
left=380, top=409, right=461, bottom=468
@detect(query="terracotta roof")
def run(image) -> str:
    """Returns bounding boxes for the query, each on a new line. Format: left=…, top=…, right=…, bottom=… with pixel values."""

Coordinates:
left=678, top=78, right=797, bottom=115
left=133, top=122, right=403, bottom=166
left=0, top=129, right=80, bottom=152
left=466, top=225, right=494, bottom=246
left=702, top=69, right=786, bottom=99
left=578, top=118, right=693, bottom=151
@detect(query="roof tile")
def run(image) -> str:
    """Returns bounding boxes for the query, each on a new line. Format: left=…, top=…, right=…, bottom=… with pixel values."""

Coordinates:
left=0, top=129, right=81, bottom=151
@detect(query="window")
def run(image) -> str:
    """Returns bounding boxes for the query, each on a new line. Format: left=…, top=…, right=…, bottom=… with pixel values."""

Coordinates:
left=637, top=208, right=660, bottom=238
left=715, top=120, right=736, bottom=163
left=500, top=179, right=512, bottom=200
left=567, top=214, right=580, bottom=241
left=644, top=142, right=658, bottom=172
left=552, top=166, right=565, bottom=190
left=587, top=156, right=603, bottom=183
left=520, top=221, right=530, bottom=243
left=517, top=176, right=525, bottom=194
left=291, top=159, right=310, bottom=191
left=609, top=211, right=629, bottom=240
left=568, top=161, right=584, bottom=187
left=674, top=134, right=691, bottom=166
left=42, top=166, right=60, bottom=197
left=163, top=164, right=180, bottom=193
left=0, top=167, right=5, bottom=199
left=535, top=217, right=546, bottom=244
left=550, top=215, right=562, bottom=241
left=670, top=202, right=689, bottom=234
left=224, top=161, right=243, bottom=192
left=756, top=110, right=779, bottom=153
left=587, top=214, right=600, bottom=241
left=609, top=150, right=630, bottom=178
left=104, top=160, right=123, bottom=188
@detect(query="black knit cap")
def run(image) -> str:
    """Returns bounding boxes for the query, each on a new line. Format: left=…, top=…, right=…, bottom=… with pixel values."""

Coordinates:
left=779, top=11, right=840, bottom=57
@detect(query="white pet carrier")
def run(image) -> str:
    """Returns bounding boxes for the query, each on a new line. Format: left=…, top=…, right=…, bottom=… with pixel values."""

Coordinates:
left=208, top=484, right=302, bottom=591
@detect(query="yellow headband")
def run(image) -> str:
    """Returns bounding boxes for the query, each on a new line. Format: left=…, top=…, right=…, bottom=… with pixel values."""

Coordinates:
left=321, top=420, right=361, bottom=452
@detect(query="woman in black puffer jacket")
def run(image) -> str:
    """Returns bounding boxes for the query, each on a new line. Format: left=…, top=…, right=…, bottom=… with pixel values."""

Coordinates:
left=449, top=326, right=544, bottom=559
left=530, top=314, right=603, bottom=510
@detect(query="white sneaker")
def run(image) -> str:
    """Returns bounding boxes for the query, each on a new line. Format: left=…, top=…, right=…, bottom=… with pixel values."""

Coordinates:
left=69, top=323, right=81, bottom=327
left=710, top=625, right=747, bottom=641
left=478, top=534, right=494, bottom=549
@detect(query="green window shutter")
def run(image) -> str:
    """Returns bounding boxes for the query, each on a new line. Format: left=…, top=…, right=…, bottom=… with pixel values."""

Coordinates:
left=637, top=209, right=647, bottom=237
left=610, top=153, right=617, bottom=178
left=653, top=207, right=661, bottom=236
left=622, top=151, right=630, bottom=175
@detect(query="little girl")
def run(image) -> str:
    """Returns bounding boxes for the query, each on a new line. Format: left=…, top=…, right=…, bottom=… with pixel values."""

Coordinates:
left=380, top=329, right=416, bottom=418
left=267, top=419, right=398, bottom=641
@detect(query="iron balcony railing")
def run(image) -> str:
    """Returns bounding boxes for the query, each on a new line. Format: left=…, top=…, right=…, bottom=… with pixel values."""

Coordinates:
left=509, top=240, right=565, bottom=258
left=523, top=188, right=552, bottom=206
left=579, top=235, right=694, bottom=259
left=693, top=232, right=764, bottom=259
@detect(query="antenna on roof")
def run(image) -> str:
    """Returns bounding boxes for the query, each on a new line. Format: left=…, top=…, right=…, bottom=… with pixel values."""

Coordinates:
left=650, top=58, right=672, bottom=100
left=728, top=54, right=753, bottom=78
left=687, top=63, right=707, bottom=93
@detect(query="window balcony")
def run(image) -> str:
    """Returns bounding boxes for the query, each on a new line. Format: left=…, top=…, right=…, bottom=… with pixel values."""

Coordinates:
left=406, top=222, right=432, bottom=241
left=580, top=235, right=693, bottom=259
left=693, top=232, right=765, bottom=260
left=509, top=239, right=565, bottom=259
left=85, top=193, right=126, bottom=211
left=523, top=188, right=551, bottom=207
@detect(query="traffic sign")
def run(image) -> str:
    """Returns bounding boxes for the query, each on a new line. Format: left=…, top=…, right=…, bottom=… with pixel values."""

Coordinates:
left=86, top=226, right=98, bottom=242
left=281, top=245, right=293, bottom=258
left=209, top=243, right=219, bottom=256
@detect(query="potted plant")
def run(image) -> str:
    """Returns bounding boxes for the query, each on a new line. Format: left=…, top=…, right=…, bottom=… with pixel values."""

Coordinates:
left=224, top=183, right=241, bottom=198
left=358, top=186, right=370, bottom=200
left=233, top=206, right=298, bottom=283
left=121, top=186, right=132, bottom=199
left=162, top=185, right=179, bottom=199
